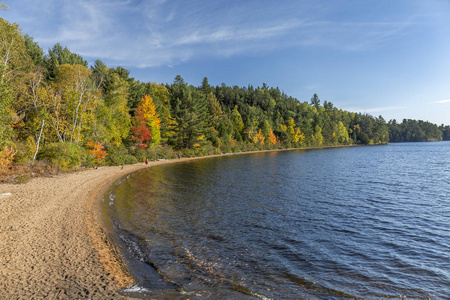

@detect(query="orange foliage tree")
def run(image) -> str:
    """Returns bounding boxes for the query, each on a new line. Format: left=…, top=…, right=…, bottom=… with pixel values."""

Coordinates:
left=86, top=141, right=107, bottom=164
left=268, top=129, right=277, bottom=145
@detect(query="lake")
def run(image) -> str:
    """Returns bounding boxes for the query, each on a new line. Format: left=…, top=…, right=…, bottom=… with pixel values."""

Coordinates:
left=104, top=142, right=450, bottom=299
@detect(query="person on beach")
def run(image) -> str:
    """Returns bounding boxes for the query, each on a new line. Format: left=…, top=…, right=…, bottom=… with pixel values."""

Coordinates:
left=178, top=153, right=181, bottom=159
left=145, top=158, right=148, bottom=165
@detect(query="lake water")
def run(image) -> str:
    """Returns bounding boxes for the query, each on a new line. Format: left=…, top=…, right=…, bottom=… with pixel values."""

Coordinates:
left=104, top=142, right=450, bottom=299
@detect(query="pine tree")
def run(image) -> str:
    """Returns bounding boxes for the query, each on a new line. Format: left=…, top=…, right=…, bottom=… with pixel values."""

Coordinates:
left=169, top=76, right=209, bottom=148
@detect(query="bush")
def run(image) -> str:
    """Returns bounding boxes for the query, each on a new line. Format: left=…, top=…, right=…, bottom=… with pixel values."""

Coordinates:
left=195, top=143, right=221, bottom=156
left=145, top=145, right=178, bottom=161
left=0, top=146, right=17, bottom=170
left=104, top=144, right=138, bottom=166
left=130, top=147, right=146, bottom=162
left=13, top=137, right=35, bottom=165
left=104, top=144, right=127, bottom=166
left=85, top=141, right=108, bottom=166
left=37, top=142, right=88, bottom=172
left=181, top=148, right=196, bottom=158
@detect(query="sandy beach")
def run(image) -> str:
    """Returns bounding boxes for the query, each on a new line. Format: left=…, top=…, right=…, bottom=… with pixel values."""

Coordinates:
left=0, top=154, right=206, bottom=299
left=0, top=164, right=142, bottom=299
left=0, top=153, right=233, bottom=299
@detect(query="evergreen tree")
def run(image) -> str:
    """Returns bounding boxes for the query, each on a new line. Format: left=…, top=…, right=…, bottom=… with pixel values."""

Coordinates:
left=231, top=105, right=244, bottom=141
left=24, top=34, right=44, bottom=67
left=44, top=43, right=87, bottom=81
left=169, top=76, right=209, bottom=148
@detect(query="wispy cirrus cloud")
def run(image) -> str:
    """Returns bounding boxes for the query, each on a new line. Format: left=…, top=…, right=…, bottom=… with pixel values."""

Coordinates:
left=344, top=105, right=408, bottom=114
left=3, top=0, right=422, bottom=68
left=432, top=99, right=450, bottom=104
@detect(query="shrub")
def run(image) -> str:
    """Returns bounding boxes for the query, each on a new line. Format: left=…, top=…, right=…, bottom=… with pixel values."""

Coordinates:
left=37, top=142, right=88, bottom=172
left=14, top=173, right=31, bottom=184
left=145, top=144, right=178, bottom=161
left=131, top=147, right=146, bottom=163
left=13, top=137, right=35, bottom=165
left=104, top=144, right=138, bottom=166
left=0, top=146, right=18, bottom=170
left=194, top=143, right=221, bottom=157
left=181, top=148, right=196, bottom=158
left=85, top=141, right=108, bottom=166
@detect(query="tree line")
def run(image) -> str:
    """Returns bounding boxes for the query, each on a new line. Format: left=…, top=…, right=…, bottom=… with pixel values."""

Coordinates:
left=388, top=119, right=443, bottom=142
left=0, top=16, right=446, bottom=171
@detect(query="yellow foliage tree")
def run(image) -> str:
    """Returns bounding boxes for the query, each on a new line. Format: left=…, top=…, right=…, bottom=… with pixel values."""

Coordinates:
left=335, top=121, right=350, bottom=144
left=39, top=85, right=68, bottom=143
left=54, top=64, right=98, bottom=144
left=293, top=127, right=305, bottom=144
left=254, top=128, right=265, bottom=145
left=96, top=73, right=131, bottom=146
left=137, top=95, right=161, bottom=146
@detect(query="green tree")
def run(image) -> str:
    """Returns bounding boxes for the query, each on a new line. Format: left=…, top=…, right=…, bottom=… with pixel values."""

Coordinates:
left=262, top=119, right=271, bottom=138
left=90, top=59, right=111, bottom=92
left=44, top=43, right=87, bottom=81
left=147, top=82, right=176, bottom=143
left=310, top=93, right=320, bottom=108
left=231, top=105, right=244, bottom=141
left=24, top=34, right=44, bottom=66
left=0, top=17, right=31, bottom=148
left=207, top=92, right=223, bottom=127
left=312, top=125, right=324, bottom=146
left=169, top=76, right=209, bottom=148
left=92, top=73, right=131, bottom=146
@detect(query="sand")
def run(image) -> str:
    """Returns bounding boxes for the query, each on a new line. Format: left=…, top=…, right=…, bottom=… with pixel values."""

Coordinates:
left=0, top=153, right=224, bottom=299
left=0, top=157, right=198, bottom=299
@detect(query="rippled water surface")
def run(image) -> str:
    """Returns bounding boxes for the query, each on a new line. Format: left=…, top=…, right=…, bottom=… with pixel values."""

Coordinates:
left=105, top=142, right=450, bottom=299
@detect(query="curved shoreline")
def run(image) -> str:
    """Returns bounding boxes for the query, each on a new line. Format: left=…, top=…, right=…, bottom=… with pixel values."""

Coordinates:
left=0, top=145, right=364, bottom=298
left=0, top=164, right=149, bottom=299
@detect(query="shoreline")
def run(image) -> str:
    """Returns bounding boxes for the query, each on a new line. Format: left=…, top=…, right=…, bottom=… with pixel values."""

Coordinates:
left=0, top=144, right=366, bottom=298
left=90, top=144, right=368, bottom=293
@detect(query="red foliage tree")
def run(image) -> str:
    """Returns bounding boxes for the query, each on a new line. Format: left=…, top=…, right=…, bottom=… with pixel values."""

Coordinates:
left=131, top=109, right=151, bottom=148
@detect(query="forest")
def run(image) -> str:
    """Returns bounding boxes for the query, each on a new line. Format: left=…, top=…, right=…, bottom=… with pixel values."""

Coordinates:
left=388, top=119, right=444, bottom=142
left=0, top=16, right=446, bottom=174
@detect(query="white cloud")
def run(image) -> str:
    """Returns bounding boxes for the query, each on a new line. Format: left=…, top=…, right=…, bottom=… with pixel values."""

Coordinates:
left=344, top=105, right=408, bottom=114
left=432, top=99, right=450, bottom=104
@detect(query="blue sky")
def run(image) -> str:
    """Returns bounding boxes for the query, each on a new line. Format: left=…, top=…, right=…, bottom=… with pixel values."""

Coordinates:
left=3, top=0, right=450, bottom=125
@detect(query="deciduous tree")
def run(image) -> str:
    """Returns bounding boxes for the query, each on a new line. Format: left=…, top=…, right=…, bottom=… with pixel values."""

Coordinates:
left=136, top=95, right=161, bottom=146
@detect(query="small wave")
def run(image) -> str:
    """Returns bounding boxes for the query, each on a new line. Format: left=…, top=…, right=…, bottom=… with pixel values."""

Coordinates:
left=121, top=285, right=151, bottom=293
left=108, top=193, right=116, bottom=205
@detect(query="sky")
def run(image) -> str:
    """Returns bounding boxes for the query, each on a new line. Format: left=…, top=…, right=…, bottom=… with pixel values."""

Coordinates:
left=2, top=0, right=450, bottom=125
